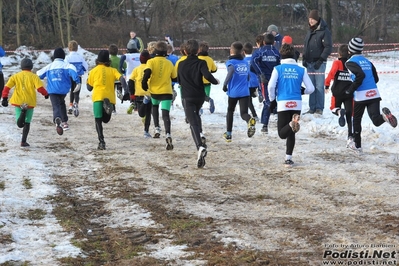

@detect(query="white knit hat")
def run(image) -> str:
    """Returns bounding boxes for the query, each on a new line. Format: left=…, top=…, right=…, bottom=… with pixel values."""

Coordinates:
left=348, top=37, right=364, bottom=54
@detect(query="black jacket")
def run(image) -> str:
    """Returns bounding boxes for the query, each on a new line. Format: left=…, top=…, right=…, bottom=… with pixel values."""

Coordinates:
left=303, top=19, right=332, bottom=63
left=177, top=55, right=218, bottom=100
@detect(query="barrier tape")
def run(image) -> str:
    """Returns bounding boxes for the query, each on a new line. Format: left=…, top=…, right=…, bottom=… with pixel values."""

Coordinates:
left=4, top=43, right=399, bottom=54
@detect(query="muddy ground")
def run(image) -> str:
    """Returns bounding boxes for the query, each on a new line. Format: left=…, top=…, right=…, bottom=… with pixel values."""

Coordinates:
left=1, top=95, right=399, bottom=265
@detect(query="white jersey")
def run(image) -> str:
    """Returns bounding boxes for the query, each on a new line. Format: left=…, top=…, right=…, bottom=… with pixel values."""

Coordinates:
left=124, top=53, right=140, bottom=77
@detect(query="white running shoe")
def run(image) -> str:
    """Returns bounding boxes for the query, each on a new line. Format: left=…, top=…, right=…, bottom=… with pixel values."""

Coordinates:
left=197, top=146, right=207, bottom=168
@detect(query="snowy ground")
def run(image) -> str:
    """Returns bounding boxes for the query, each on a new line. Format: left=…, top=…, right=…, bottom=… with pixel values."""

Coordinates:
left=0, top=47, right=398, bottom=265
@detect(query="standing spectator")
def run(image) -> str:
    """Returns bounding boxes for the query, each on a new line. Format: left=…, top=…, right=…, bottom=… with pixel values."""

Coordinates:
left=129, top=31, right=144, bottom=52
left=324, top=44, right=354, bottom=147
left=1, top=58, right=49, bottom=147
left=198, top=41, right=218, bottom=114
left=177, top=39, right=219, bottom=168
left=268, top=44, right=315, bottom=167
left=64, top=40, right=88, bottom=117
left=266, top=24, right=283, bottom=51
left=87, top=50, right=127, bottom=150
left=345, top=37, right=397, bottom=154
left=250, top=33, right=280, bottom=134
left=302, top=9, right=332, bottom=115
left=243, top=42, right=259, bottom=120
left=223, top=41, right=256, bottom=142
left=0, top=45, right=5, bottom=100
left=142, top=41, right=177, bottom=149
left=37, top=48, right=80, bottom=135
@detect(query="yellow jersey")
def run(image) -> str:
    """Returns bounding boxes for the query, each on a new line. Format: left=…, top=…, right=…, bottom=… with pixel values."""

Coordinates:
left=87, top=64, right=122, bottom=104
left=198, top=55, right=217, bottom=84
left=129, top=64, right=150, bottom=97
left=145, top=56, right=177, bottom=95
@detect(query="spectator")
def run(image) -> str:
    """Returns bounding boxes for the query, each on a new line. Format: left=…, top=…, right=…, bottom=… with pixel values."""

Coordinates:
left=129, top=31, right=144, bottom=52
left=266, top=24, right=283, bottom=51
left=302, top=9, right=332, bottom=115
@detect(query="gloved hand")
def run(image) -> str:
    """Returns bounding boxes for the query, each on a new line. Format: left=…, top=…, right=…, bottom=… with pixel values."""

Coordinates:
left=314, top=60, right=323, bottom=70
left=45, top=95, right=49, bottom=99
left=222, top=85, right=228, bottom=92
left=269, top=100, right=277, bottom=113
left=301, top=86, right=306, bottom=95
left=302, top=61, right=308, bottom=68
left=1, top=97, right=8, bottom=107
left=121, top=92, right=130, bottom=103
left=324, top=86, right=330, bottom=94
left=73, top=83, right=81, bottom=93
left=345, top=88, right=354, bottom=95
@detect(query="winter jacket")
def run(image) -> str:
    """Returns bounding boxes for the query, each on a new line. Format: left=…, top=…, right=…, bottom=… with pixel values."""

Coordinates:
left=0, top=46, right=5, bottom=70
left=177, top=55, right=218, bottom=100
left=250, top=44, right=280, bottom=81
left=36, top=59, right=80, bottom=95
left=346, top=54, right=380, bottom=102
left=303, top=19, right=332, bottom=63
left=64, top=51, right=88, bottom=76
left=268, top=58, right=315, bottom=112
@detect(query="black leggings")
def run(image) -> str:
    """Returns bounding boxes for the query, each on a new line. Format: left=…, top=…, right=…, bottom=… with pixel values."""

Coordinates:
left=277, top=110, right=300, bottom=156
left=137, top=98, right=152, bottom=132
left=69, top=76, right=82, bottom=104
left=352, top=99, right=384, bottom=148
left=226, top=96, right=251, bottom=132
left=184, top=97, right=205, bottom=150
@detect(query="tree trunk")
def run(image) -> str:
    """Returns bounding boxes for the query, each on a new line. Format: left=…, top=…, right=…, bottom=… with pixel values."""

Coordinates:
left=0, top=0, right=3, bottom=45
left=57, top=0, right=65, bottom=47
left=16, top=0, right=20, bottom=47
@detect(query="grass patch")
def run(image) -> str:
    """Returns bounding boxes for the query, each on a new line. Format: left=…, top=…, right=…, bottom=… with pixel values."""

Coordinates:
left=0, top=181, right=5, bottom=190
left=20, top=209, right=47, bottom=220
left=22, top=178, right=32, bottom=189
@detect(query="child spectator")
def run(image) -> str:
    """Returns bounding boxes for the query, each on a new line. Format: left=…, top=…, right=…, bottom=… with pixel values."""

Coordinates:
left=324, top=44, right=354, bottom=147
left=37, top=47, right=80, bottom=134
left=87, top=50, right=128, bottom=150
left=1, top=58, right=49, bottom=147
left=268, top=44, right=315, bottom=167
left=64, top=40, right=88, bottom=117
left=345, top=37, right=397, bottom=154
left=177, top=39, right=219, bottom=168
left=243, top=42, right=259, bottom=121
left=198, top=41, right=218, bottom=113
left=222, top=41, right=256, bottom=142
left=250, top=33, right=281, bottom=133
left=281, top=35, right=300, bottom=62
left=142, top=41, right=177, bottom=149
left=128, top=50, right=153, bottom=138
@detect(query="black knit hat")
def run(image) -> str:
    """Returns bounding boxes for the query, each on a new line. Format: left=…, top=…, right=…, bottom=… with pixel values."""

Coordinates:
left=97, top=50, right=110, bottom=63
left=348, top=37, right=364, bottom=54
left=308, top=10, right=320, bottom=21
left=21, top=58, right=33, bottom=70
left=53, top=48, right=65, bottom=59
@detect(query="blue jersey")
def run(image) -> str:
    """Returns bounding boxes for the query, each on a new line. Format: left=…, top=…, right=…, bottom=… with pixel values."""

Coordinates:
left=225, top=57, right=249, bottom=98
left=37, top=59, right=80, bottom=94
left=0, top=46, right=5, bottom=70
left=347, top=54, right=380, bottom=102
left=268, top=58, right=315, bottom=112
left=244, top=55, right=259, bottom=88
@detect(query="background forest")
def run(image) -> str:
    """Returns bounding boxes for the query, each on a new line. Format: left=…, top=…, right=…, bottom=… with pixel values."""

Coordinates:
left=1, top=0, right=399, bottom=59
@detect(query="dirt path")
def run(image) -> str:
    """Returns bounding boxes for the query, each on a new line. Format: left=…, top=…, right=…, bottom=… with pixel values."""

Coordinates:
left=1, top=95, right=399, bottom=265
